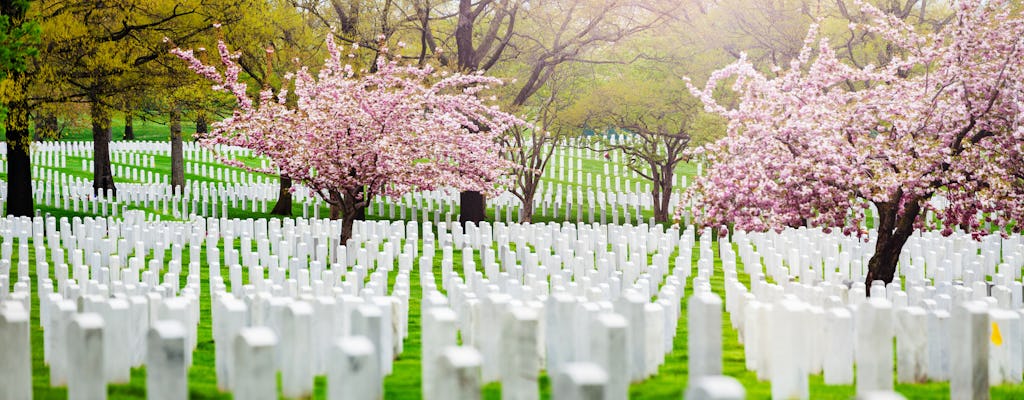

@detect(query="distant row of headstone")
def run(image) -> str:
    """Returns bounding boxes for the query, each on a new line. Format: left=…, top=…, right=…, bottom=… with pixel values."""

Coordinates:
left=2, top=209, right=1017, bottom=398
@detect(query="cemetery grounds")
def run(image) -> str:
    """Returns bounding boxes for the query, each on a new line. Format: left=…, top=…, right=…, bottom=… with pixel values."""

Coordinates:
left=3, top=123, right=1024, bottom=399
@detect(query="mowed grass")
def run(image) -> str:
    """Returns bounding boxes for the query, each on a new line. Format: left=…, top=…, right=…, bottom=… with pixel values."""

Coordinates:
left=6, top=122, right=1024, bottom=398
left=18, top=216, right=1024, bottom=399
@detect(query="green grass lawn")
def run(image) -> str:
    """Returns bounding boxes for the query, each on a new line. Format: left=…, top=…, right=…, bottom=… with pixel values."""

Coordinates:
left=17, top=215, right=1024, bottom=399
left=6, top=124, right=1023, bottom=398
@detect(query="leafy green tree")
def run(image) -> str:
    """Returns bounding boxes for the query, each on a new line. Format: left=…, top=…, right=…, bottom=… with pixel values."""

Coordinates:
left=0, top=0, right=39, bottom=216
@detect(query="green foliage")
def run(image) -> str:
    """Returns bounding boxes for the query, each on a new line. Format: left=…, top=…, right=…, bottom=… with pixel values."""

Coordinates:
left=0, top=0, right=39, bottom=79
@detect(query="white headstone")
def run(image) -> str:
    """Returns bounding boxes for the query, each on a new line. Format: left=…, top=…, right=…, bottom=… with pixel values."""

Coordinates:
left=233, top=327, right=278, bottom=400
left=0, top=303, right=31, bottom=400
left=501, top=306, right=540, bottom=400
left=436, top=346, right=482, bottom=400
left=281, top=301, right=314, bottom=398
left=147, top=321, right=187, bottom=400
left=590, top=313, right=629, bottom=400
left=823, top=307, right=853, bottom=384
left=856, top=298, right=893, bottom=395
left=68, top=313, right=106, bottom=400
left=684, top=376, right=746, bottom=400
left=951, top=301, right=989, bottom=399
left=553, top=362, right=608, bottom=400
left=895, top=306, right=927, bottom=383
left=688, top=292, right=722, bottom=382
left=328, top=336, right=381, bottom=400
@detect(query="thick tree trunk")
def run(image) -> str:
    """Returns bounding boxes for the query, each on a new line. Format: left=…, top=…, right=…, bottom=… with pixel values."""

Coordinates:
left=5, top=100, right=34, bottom=217
left=652, top=170, right=674, bottom=223
left=519, top=194, right=535, bottom=223
left=460, top=190, right=486, bottom=226
left=270, top=175, right=293, bottom=216
left=334, top=190, right=366, bottom=243
left=169, top=105, right=185, bottom=191
left=195, top=112, right=208, bottom=135
left=341, top=209, right=356, bottom=243
left=329, top=190, right=342, bottom=220
left=123, top=111, right=134, bottom=140
left=864, top=199, right=922, bottom=287
left=91, top=101, right=117, bottom=197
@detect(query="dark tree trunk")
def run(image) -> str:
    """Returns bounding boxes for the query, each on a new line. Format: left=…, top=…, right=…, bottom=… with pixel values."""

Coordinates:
left=270, top=175, right=293, bottom=216
left=195, top=112, right=208, bottom=135
left=341, top=208, right=356, bottom=243
left=329, top=190, right=342, bottom=220
left=865, top=198, right=922, bottom=287
left=333, top=189, right=366, bottom=243
left=91, top=101, right=116, bottom=197
left=520, top=193, right=535, bottom=223
left=5, top=99, right=33, bottom=217
left=123, top=111, right=134, bottom=140
left=460, top=190, right=486, bottom=226
left=652, top=168, right=674, bottom=223
left=169, top=105, right=185, bottom=191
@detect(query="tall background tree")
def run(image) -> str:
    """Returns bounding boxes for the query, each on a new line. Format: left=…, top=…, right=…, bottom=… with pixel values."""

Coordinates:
left=0, top=0, right=40, bottom=216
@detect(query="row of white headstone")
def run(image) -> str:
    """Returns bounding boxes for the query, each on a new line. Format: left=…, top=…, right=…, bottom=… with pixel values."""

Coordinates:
left=10, top=140, right=687, bottom=225
left=0, top=212, right=747, bottom=399
left=721, top=227, right=1024, bottom=399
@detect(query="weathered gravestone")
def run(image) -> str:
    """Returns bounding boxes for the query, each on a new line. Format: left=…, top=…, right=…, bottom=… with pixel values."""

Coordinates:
left=689, top=292, right=723, bottom=382
left=147, top=321, right=187, bottom=400
left=951, top=301, right=989, bottom=400
left=0, top=302, right=31, bottom=400
left=328, top=336, right=381, bottom=400
left=436, top=346, right=483, bottom=400
left=233, top=327, right=278, bottom=400
left=68, top=313, right=106, bottom=400
left=554, top=362, right=608, bottom=400
left=684, top=376, right=746, bottom=400
left=856, top=298, right=893, bottom=395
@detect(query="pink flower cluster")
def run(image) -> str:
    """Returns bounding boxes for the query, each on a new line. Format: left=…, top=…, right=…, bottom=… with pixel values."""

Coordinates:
left=172, top=36, right=525, bottom=205
left=680, top=0, right=1024, bottom=237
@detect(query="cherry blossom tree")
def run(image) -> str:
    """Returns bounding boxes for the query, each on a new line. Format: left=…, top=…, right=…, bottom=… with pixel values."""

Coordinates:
left=173, top=37, right=522, bottom=241
left=682, top=0, right=1024, bottom=285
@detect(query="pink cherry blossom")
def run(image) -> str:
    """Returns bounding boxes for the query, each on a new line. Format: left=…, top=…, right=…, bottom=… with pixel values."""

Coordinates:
left=173, top=36, right=525, bottom=237
left=680, top=0, right=1024, bottom=283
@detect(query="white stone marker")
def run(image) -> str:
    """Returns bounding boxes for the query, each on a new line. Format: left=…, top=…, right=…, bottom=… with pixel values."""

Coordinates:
left=282, top=301, right=314, bottom=398
left=233, top=327, right=278, bottom=400
left=216, top=298, right=247, bottom=391
left=615, top=290, right=647, bottom=382
left=0, top=302, right=31, bottom=400
left=436, top=346, right=483, bottom=400
left=684, top=376, right=746, bottom=400
left=689, top=292, right=722, bottom=383
left=501, top=306, right=540, bottom=400
left=50, top=299, right=77, bottom=386
left=553, top=362, right=608, bottom=400
left=856, top=298, right=893, bottom=395
left=926, top=309, right=951, bottom=381
left=590, top=313, right=629, bottom=400
left=771, top=299, right=808, bottom=400
left=824, top=307, right=853, bottom=384
left=68, top=313, right=106, bottom=400
left=951, top=301, right=989, bottom=400
left=989, top=309, right=1021, bottom=385
left=147, top=321, right=187, bottom=400
left=352, top=304, right=385, bottom=379
left=895, top=306, right=927, bottom=383
left=422, top=307, right=458, bottom=400
left=328, top=336, right=381, bottom=400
